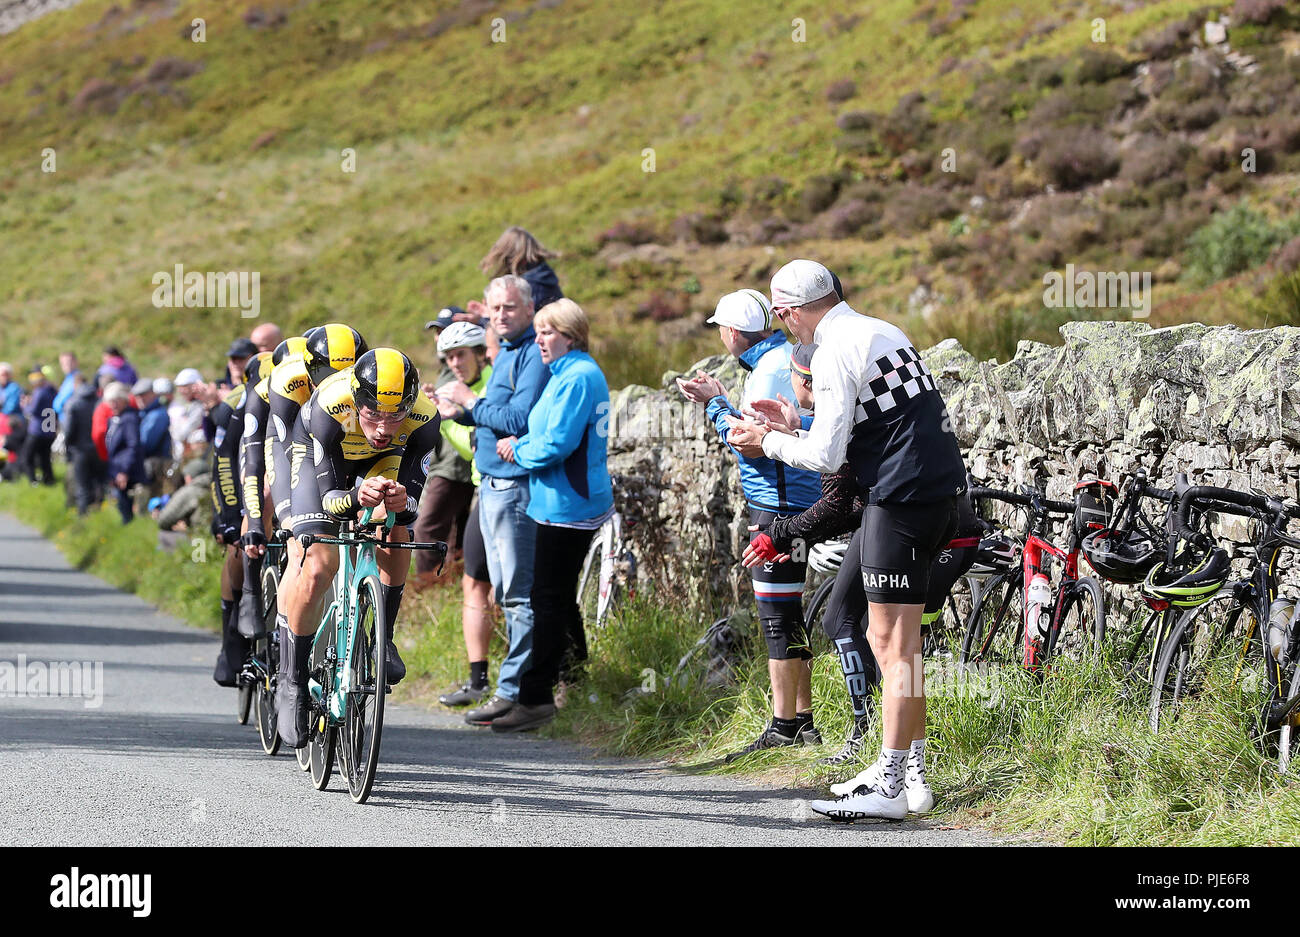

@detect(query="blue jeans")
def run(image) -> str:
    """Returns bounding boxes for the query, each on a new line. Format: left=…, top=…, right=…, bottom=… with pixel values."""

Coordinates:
left=478, top=476, right=537, bottom=701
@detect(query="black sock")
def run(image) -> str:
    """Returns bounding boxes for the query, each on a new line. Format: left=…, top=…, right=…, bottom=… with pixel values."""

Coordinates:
left=794, top=710, right=814, bottom=728
left=469, top=660, right=488, bottom=688
left=381, top=583, right=404, bottom=641
left=772, top=716, right=799, bottom=736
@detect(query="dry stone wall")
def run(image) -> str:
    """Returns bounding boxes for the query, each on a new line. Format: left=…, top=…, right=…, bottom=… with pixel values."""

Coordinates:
left=606, top=321, right=1300, bottom=614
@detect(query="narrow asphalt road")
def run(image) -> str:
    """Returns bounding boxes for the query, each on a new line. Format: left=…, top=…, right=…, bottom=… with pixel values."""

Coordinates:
left=0, top=511, right=1011, bottom=846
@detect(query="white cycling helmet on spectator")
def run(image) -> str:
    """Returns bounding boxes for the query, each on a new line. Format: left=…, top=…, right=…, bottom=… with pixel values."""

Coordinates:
left=437, top=321, right=487, bottom=358
left=808, top=536, right=852, bottom=577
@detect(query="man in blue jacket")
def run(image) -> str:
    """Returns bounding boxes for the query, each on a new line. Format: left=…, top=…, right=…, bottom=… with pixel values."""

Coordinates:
left=22, top=368, right=58, bottom=485
left=52, top=353, right=81, bottom=418
left=677, top=289, right=825, bottom=761
left=103, top=382, right=145, bottom=523
left=0, top=363, right=20, bottom=418
left=437, top=274, right=551, bottom=727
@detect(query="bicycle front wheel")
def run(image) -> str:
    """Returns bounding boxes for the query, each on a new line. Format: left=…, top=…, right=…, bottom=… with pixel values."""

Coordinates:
left=1049, top=576, right=1106, bottom=662
left=339, top=575, right=387, bottom=805
left=960, top=574, right=1022, bottom=668
left=1277, top=660, right=1300, bottom=774
left=1149, top=595, right=1259, bottom=732
left=255, top=562, right=282, bottom=756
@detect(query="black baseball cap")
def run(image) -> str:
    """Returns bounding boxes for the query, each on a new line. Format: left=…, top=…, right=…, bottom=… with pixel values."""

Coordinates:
left=227, top=337, right=258, bottom=359
left=424, top=306, right=464, bottom=331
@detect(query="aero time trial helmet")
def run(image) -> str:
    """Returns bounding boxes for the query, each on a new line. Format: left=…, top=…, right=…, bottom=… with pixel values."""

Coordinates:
left=351, top=348, right=419, bottom=415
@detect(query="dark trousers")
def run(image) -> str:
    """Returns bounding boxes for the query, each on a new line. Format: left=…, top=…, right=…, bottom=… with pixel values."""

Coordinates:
left=517, top=523, right=595, bottom=706
left=70, top=449, right=105, bottom=515
left=21, top=435, right=54, bottom=485
left=113, top=485, right=134, bottom=524
left=414, top=475, right=474, bottom=574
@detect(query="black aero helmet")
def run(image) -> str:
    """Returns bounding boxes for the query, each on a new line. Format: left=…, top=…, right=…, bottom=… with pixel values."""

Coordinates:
left=303, top=323, right=366, bottom=386
left=351, top=348, right=419, bottom=415
left=1081, top=527, right=1159, bottom=584
left=244, top=351, right=274, bottom=386
left=272, top=331, right=314, bottom=367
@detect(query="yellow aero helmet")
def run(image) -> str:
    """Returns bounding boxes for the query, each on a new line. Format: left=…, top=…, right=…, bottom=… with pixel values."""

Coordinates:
left=352, top=348, right=419, bottom=414
left=272, top=333, right=310, bottom=367
left=244, top=350, right=274, bottom=386
left=304, top=323, right=367, bottom=386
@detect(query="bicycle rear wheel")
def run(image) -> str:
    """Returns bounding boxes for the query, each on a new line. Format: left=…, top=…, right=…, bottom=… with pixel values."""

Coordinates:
left=1277, top=660, right=1300, bottom=774
left=577, top=534, right=603, bottom=630
left=960, top=574, right=1022, bottom=668
left=255, top=562, right=281, bottom=756
left=338, top=575, right=386, bottom=805
left=1049, top=576, right=1106, bottom=662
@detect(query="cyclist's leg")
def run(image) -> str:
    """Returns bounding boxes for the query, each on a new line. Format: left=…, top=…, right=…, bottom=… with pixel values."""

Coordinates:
left=920, top=536, right=979, bottom=641
left=860, top=499, right=956, bottom=802
left=748, top=508, right=815, bottom=738
left=821, top=526, right=879, bottom=727
left=213, top=542, right=246, bottom=686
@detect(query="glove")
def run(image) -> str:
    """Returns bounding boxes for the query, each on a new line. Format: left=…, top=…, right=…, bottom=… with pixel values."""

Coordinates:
left=241, top=529, right=266, bottom=550
left=747, top=532, right=779, bottom=564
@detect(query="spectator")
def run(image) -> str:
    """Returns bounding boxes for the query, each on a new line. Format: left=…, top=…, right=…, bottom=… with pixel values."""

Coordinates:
left=221, top=338, right=258, bottom=390
left=490, top=300, right=614, bottom=732
left=169, top=368, right=208, bottom=462
left=479, top=226, right=563, bottom=312
left=156, top=457, right=213, bottom=550
left=21, top=368, right=57, bottom=486
left=52, top=352, right=80, bottom=418
left=152, top=377, right=173, bottom=406
left=132, top=378, right=172, bottom=504
left=675, top=288, right=825, bottom=761
left=249, top=322, right=283, bottom=353
left=91, top=373, right=113, bottom=463
left=0, top=409, right=24, bottom=481
left=414, top=321, right=489, bottom=588
left=436, top=274, right=550, bottom=728
left=0, top=363, right=20, bottom=417
left=97, top=346, right=138, bottom=388
left=62, top=373, right=104, bottom=515
left=104, top=382, right=145, bottom=524
left=420, top=323, right=496, bottom=706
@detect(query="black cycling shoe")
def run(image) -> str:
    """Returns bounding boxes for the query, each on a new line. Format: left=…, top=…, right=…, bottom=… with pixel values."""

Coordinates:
left=385, top=641, right=406, bottom=685
left=724, top=726, right=798, bottom=763
left=440, top=683, right=489, bottom=707
left=276, top=680, right=310, bottom=749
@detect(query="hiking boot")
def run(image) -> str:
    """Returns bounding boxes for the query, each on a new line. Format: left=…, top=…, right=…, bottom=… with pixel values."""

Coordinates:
left=465, top=695, right=515, bottom=726
left=724, top=725, right=798, bottom=763
left=440, top=682, right=489, bottom=707
left=490, top=702, right=557, bottom=733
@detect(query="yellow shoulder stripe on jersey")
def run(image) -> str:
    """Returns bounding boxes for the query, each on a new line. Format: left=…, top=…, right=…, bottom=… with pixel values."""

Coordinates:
left=254, top=376, right=270, bottom=403
left=372, top=347, right=407, bottom=413
left=223, top=384, right=246, bottom=409
left=270, top=357, right=312, bottom=404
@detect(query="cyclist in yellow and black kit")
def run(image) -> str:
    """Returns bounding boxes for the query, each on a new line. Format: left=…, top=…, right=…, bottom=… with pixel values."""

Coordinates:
left=275, top=348, right=440, bottom=748
left=210, top=351, right=272, bottom=687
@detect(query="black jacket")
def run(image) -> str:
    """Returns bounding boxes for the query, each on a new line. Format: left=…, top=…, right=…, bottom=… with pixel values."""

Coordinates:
left=63, top=386, right=101, bottom=458
left=522, top=261, right=563, bottom=311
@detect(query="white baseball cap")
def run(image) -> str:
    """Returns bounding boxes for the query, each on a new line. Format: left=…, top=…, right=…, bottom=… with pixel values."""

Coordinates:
left=770, top=259, right=836, bottom=308
left=706, top=289, right=773, bottom=331
left=174, top=367, right=203, bottom=386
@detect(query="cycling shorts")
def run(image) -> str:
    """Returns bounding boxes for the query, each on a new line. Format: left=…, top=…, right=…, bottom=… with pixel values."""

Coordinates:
left=749, top=507, right=811, bottom=661
left=464, top=497, right=490, bottom=584
left=859, top=498, right=958, bottom=604
left=267, top=433, right=294, bottom=531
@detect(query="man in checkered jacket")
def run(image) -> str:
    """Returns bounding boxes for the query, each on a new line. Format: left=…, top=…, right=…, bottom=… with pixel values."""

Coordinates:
left=726, top=259, right=966, bottom=822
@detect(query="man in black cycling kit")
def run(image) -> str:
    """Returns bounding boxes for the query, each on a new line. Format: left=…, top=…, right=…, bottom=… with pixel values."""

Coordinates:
left=210, top=351, right=272, bottom=686
left=742, top=343, right=979, bottom=781
left=275, top=348, right=441, bottom=748
left=727, top=260, right=967, bottom=822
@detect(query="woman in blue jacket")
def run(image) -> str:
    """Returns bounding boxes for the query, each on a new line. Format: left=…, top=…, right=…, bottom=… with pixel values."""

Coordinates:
left=492, top=299, right=613, bottom=731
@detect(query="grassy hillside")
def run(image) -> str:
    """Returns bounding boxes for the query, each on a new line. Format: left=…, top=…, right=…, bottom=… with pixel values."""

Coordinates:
left=2, top=0, right=1299, bottom=386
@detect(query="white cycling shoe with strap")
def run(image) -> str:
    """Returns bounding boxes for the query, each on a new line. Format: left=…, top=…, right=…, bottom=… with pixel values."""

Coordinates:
left=829, top=761, right=935, bottom=814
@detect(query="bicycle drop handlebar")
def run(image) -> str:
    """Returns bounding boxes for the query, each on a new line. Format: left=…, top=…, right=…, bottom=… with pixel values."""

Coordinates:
left=968, top=485, right=1075, bottom=516
left=1172, top=484, right=1300, bottom=555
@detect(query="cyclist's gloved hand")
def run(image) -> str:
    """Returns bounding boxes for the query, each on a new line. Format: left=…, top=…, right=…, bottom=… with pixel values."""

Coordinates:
left=744, top=532, right=780, bottom=566
left=241, top=529, right=266, bottom=550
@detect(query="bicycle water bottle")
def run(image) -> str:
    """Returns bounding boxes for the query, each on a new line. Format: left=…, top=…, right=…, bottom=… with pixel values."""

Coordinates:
left=1027, top=574, right=1053, bottom=635
left=1268, top=599, right=1295, bottom=662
